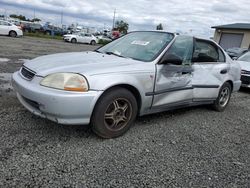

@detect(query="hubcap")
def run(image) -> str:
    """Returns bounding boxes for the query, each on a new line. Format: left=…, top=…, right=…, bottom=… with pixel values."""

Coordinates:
left=104, top=98, right=132, bottom=131
left=219, top=87, right=230, bottom=107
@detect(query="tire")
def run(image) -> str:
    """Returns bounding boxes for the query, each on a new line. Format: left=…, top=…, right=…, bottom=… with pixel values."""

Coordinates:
left=9, top=31, right=17, bottom=37
left=212, top=82, right=232, bottom=112
left=90, top=40, right=96, bottom=45
left=71, top=38, right=77, bottom=43
left=91, top=87, right=138, bottom=138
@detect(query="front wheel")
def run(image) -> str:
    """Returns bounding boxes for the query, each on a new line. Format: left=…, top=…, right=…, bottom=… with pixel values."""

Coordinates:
left=71, top=38, right=77, bottom=43
left=9, top=31, right=17, bottom=37
left=91, top=88, right=138, bottom=138
left=90, top=40, right=96, bottom=45
left=212, top=82, right=232, bottom=112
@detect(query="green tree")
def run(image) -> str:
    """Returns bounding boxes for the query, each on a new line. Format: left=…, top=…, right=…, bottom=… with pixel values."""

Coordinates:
left=31, top=18, right=41, bottom=22
left=156, top=23, right=163, bottom=30
left=115, top=20, right=129, bottom=34
left=10, top=14, right=27, bottom=21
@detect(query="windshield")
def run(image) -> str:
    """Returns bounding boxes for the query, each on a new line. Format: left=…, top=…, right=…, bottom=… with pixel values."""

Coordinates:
left=238, top=51, right=250, bottom=62
left=97, top=31, right=174, bottom=62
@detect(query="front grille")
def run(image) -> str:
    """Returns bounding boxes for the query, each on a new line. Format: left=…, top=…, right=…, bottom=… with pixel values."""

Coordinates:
left=241, top=75, right=250, bottom=85
left=21, top=67, right=35, bottom=80
left=22, top=96, right=40, bottom=110
left=241, top=70, right=250, bottom=75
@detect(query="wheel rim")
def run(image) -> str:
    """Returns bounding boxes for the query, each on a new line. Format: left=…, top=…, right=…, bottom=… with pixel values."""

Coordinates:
left=219, top=87, right=230, bottom=107
left=10, top=31, right=16, bottom=37
left=104, top=98, right=132, bottom=131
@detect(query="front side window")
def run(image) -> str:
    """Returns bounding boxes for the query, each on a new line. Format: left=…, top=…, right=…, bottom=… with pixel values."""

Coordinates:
left=192, top=40, right=225, bottom=63
left=162, top=35, right=194, bottom=65
left=98, top=31, right=174, bottom=62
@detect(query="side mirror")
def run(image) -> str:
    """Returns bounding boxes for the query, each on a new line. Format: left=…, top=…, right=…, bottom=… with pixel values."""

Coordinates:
left=160, top=54, right=183, bottom=65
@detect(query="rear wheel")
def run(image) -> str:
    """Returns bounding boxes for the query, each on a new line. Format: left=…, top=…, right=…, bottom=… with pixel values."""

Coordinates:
left=9, top=31, right=17, bottom=37
left=213, top=82, right=232, bottom=112
left=91, top=87, right=138, bottom=138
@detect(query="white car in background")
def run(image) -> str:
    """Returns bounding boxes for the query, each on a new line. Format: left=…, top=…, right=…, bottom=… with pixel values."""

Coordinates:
left=0, top=20, right=23, bottom=37
left=63, top=33, right=97, bottom=45
left=236, top=51, right=250, bottom=88
left=96, top=35, right=112, bottom=43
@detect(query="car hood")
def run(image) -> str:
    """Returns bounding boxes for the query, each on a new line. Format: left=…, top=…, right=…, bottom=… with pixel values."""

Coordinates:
left=24, top=51, right=147, bottom=77
left=237, top=60, right=250, bottom=71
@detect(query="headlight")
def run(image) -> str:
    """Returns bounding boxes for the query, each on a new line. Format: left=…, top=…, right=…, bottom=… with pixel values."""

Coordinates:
left=40, top=73, right=89, bottom=92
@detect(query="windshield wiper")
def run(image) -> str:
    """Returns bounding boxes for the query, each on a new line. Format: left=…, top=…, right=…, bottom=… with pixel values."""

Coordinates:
left=105, top=51, right=127, bottom=58
left=94, top=49, right=102, bottom=53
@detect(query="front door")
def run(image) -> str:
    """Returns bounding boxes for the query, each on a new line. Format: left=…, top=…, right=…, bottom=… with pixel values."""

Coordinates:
left=152, top=36, right=194, bottom=108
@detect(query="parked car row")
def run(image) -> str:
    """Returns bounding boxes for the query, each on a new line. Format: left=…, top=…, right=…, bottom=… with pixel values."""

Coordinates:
left=63, top=32, right=113, bottom=45
left=226, top=47, right=249, bottom=59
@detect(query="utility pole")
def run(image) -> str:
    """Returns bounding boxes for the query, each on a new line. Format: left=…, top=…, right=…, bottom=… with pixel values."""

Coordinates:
left=33, top=9, right=36, bottom=19
left=61, top=10, right=63, bottom=25
left=112, top=9, right=116, bottom=30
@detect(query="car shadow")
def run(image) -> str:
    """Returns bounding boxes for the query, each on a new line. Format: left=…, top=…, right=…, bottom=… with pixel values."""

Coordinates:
left=239, top=87, right=250, bottom=94
left=29, top=104, right=213, bottom=140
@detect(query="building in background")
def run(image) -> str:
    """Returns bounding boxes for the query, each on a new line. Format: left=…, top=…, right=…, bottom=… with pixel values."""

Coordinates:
left=212, top=23, right=250, bottom=50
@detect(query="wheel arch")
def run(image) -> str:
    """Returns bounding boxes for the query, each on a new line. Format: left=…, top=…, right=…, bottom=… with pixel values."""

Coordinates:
left=9, top=30, right=17, bottom=36
left=225, top=80, right=233, bottom=91
left=94, top=84, right=142, bottom=115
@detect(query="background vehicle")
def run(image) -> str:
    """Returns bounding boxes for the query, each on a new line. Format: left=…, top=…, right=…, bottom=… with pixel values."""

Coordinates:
left=12, top=31, right=241, bottom=138
left=236, top=51, right=250, bottom=88
left=63, top=33, right=97, bottom=45
left=0, top=20, right=23, bottom=37
left=43, top=22, right=67, bottom=36
left=96, top=35, right=112, bottom=44
left=226, top=47, right=248, bottom=59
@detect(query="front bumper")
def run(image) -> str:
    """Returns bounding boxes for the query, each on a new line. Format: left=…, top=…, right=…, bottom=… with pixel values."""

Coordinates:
left=12, top=71, right=103, bottom=125
left=16, top=29, right=23, bottom=37
left=241, top=75, right=250, bottom=88
left=63, top=37, right=71, bottom=42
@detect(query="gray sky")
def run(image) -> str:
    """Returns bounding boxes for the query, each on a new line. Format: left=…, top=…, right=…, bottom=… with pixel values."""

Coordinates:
left=0, top=0, right=249, bottom=37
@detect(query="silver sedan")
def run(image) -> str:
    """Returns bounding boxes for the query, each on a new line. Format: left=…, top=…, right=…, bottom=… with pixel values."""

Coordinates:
left=12, top=31, right=241, bottom=138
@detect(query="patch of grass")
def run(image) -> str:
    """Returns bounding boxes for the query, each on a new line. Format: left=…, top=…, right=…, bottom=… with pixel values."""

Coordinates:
left=24, top=32, right=63, bottom=40
left=98, top=39, right=111, bottom=45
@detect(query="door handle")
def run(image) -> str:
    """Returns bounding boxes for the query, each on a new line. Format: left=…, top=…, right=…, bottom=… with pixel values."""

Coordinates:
left=220, top=69, right=228, bottom=74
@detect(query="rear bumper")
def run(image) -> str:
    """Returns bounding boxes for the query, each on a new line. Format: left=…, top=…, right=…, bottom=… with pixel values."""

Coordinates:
left=12, top=71, right=103, bottom=125
left=241, top=75, right=250, bottom=88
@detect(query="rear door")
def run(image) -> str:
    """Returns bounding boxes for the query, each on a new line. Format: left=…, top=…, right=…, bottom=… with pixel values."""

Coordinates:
left=152, top=36, right=194, bottom=108
left=84, top=34, right=92, bottom=43
left=191, top=39, right=229, bottom=101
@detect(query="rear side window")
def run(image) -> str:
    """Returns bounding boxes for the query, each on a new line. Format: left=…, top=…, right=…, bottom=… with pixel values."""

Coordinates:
left=192, top=40, right=225, bottom=63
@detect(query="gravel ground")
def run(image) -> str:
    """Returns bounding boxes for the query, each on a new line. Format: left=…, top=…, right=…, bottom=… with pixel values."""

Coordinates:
left=0, top=36, right=250, bottom=187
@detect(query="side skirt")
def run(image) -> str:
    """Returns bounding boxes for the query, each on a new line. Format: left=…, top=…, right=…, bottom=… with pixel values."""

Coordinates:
left=141, top=98, right=216, bottom=116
